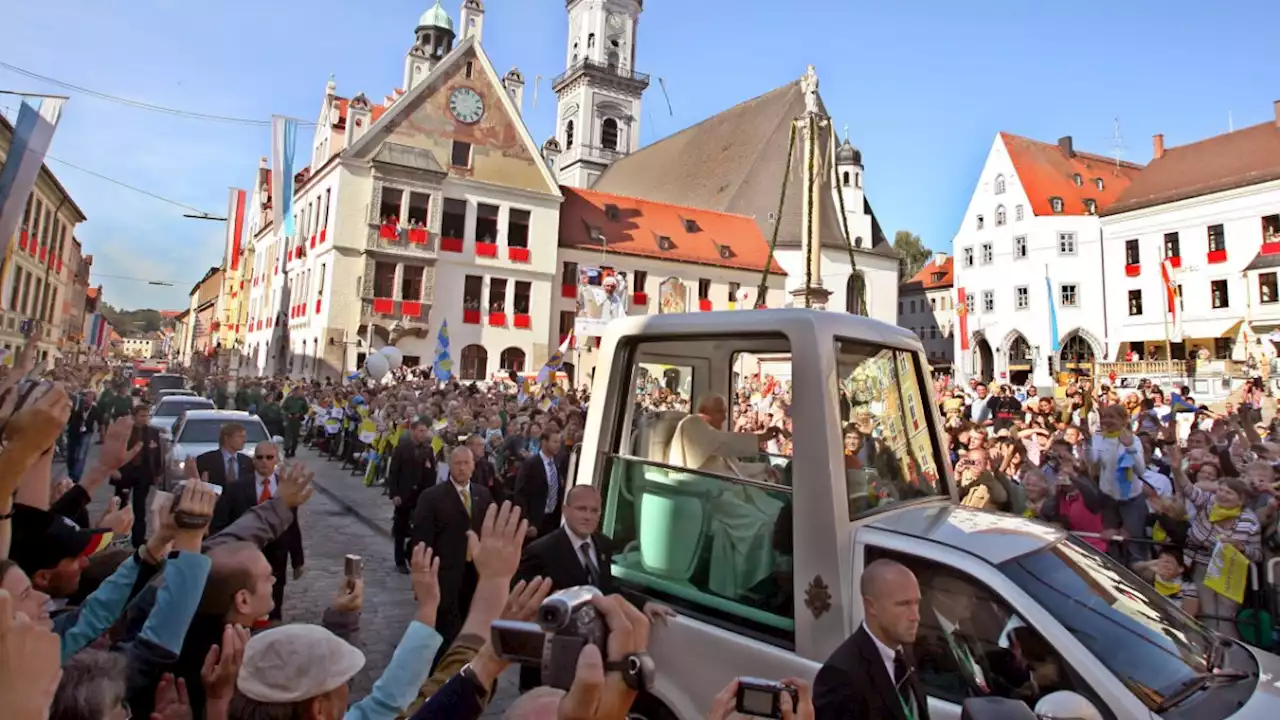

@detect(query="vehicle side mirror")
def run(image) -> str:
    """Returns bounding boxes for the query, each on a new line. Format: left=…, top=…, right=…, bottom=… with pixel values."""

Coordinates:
left=961, top=697, right=1038, bottom=720
left=273, top=435, right=284, bottom=446
left=1034, top=691, right=1103, bottom=720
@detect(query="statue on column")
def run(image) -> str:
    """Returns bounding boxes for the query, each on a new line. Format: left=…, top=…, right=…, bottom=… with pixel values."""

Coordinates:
left=801, top=65, right=819, bottom=116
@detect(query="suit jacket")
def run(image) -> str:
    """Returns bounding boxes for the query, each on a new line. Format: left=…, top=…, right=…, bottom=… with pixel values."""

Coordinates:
left=196, top=449, right=255, bottom=492
left=514, top=452, right=567, bottom=534
left=813, top=625, right=930, bottom=720
left=116, top=425, right=165, bottom=488
left=211, top=473, right=303, bottom=568
left=388, top=440, right=434, bottom=506
left=515, top=526, right=621, bottom=594
left=411, top=478, right=493, bottom=609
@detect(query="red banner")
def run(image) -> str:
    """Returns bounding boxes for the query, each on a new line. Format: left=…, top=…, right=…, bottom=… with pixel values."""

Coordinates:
left=957, top=288, right=969, bottom=352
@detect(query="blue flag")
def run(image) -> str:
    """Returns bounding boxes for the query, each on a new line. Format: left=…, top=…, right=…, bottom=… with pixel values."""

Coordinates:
left=270, top=116, right=298, bottom=237
left=1045, top=271, right=1060, bottom=354
left=1171, top=393, right=1197, bottom=412
left=433, top=320, right=453, bottom=382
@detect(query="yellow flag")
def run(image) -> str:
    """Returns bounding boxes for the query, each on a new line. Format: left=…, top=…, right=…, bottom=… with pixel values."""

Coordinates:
left=1203, top=542, right=1249, bottom=604
left=431, top=435, right=444, bottom=454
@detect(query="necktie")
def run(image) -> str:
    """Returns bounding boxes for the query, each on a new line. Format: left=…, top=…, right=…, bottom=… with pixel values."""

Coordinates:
left=893, top=650, right=914, bottom=719
left=546, top=460, right=559, bottom=512
left=259, top=479, right=272, bottom=503
left=461, top=486, right=472, bottom=516
left=580, top=541, right=598, bottom=585
left=227, top=455, right=237, bottom=483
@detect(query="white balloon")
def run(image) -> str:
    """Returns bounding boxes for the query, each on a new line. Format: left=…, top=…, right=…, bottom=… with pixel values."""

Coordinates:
left=364, top=351, right=390, bottom=380
left=379, top=346, right=404, bottom=369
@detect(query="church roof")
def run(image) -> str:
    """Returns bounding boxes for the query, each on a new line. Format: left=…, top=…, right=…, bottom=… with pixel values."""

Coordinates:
left=559, top=186, right=786, bottom=275
left=591, top=80, right=895, bottom=258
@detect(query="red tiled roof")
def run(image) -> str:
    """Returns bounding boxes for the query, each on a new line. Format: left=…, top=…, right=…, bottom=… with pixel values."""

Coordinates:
left=334, top=97, right=389, bottom=128
left=902, top=255, right=953, bottom=291
left=1001, top=133, right=1144, bottom=217
left=559, top=187, right=786, bottom=275
left=1102, top=119, right=1280, bottom=216
left=158, top=310, right=182, bottom=318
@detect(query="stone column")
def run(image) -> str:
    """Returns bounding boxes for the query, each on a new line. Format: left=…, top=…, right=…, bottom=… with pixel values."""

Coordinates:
left=790, top=110, right=832, bottom=310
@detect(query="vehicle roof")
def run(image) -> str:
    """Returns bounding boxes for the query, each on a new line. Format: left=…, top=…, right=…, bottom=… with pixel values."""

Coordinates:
left=179, top=410, right=261, bottom=422
left=865, top=502, right=1065, bottom=565
left=155, top=396, right=213, bottom=405
left=603, top=308, right=926, bottom=355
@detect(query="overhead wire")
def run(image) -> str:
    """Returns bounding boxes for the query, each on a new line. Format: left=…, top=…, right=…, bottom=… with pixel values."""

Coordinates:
left=0, top=60, right=315, bottom=126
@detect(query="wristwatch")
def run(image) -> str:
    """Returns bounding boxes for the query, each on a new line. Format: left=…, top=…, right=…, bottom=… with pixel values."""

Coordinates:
left=605, top=651, right=655, bottom=691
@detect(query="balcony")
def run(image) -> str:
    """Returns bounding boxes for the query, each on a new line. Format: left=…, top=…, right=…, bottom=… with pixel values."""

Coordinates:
left=366, top=224, right=437, bottom=257
left=551, top=58, right=650, bottom=93
left=557, top=143, right=629, bottom=168
left=360, top=297, right=431, bottom=327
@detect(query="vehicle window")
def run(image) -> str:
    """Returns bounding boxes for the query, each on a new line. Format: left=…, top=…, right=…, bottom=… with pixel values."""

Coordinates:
left=730, top=352, right=791, bottom=457
left=1001, top=537, right=1214, bottom=712
left=149, top=376, right=186, bottom=392
left=154, top=399, right=214, bottom=418
left=604, top=336, right=794, bottom=645
left=836, top=340, right=947, bottom=518
left=866, top=547, right=1096, bottom=714
left=135, top=368, right=158, bottom=379
left=176, top=419, right=268, bottom=444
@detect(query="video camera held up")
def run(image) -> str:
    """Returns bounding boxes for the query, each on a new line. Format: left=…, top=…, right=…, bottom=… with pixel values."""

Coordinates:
left=491, top=586, right=607, bottom=691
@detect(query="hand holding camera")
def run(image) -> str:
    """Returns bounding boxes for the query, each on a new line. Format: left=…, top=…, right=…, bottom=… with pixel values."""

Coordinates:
left=162, top=480, right=219, bottom=553
left=708, top=677, right=814, bottom=720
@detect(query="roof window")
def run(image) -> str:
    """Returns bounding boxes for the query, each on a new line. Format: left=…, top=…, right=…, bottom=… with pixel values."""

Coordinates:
left=604, top=204, right=620, bottom=222
left=587, top=224, right=606, bottom=243
left=683, top=217, right=700, bottom=233
left=1084, top=199, right=1097, bottom=215
left=1072, top=173, right=1083, bottom=186
left=1095, top=177, right=1104, bottom=190
left=656, top=235, right=675, bottom=251
left=716, top=242, right=734, bottom=260
left=1049, top=197, right=1064, bottom=213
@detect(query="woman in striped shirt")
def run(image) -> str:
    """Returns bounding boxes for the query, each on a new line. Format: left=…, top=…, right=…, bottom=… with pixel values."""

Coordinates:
left=1169, top=444, right=1264, bottom=639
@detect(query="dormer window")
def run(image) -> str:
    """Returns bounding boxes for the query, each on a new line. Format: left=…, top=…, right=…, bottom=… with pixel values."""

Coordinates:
left=656, top=235, right=675, bottom=251
left=716, top=242, right=734, bottom=260
left=1072, top=173, right=1082, bottom=187
left=683, top=217, right=700, bottom=233
left=1050, top=197, right=1064, bottom=213
left=588, top=225, right=606, bottom=243
left=1084, top=199, right=1097, bottom=215
left=1095, top=177, right=1104, bottom=190
left=604, top=204, right=620, bottom=222
left=931, top=272, right=945, bottom=283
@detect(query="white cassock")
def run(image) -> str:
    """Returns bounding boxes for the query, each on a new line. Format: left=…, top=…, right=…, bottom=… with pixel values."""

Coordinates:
left=667, top=414, right=783, bottom=599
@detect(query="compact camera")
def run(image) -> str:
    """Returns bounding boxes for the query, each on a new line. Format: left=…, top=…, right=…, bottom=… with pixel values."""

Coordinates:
left=735, top=677, right=799, bottom=719
left=491, top=585, right=607, bottom=690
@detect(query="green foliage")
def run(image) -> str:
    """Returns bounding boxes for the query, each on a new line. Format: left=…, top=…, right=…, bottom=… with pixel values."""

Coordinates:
left=100, top=303, right=168, bottom=334
left=894, top=230, right=930, bottom=280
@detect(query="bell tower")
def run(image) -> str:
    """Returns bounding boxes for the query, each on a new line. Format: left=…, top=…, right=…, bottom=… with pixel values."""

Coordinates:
left=404, top=2, right=456, bottom=92
left=552, top=0, right=648, bottom=188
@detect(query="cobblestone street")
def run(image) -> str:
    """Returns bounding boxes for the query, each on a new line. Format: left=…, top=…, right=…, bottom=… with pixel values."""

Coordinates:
left=78, top=443, right=519, bottom=714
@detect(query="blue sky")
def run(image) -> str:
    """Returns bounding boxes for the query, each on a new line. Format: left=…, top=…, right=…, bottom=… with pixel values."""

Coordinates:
left=4, top=0, right=1276, bottom=310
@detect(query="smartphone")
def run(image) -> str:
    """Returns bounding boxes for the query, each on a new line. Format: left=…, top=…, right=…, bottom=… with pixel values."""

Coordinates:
left=735, top=677, right=798, bottom=719
left=344, top=555, right=363, bottom=584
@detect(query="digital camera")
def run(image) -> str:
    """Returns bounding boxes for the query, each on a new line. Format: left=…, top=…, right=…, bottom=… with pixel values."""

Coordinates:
left=491, top=585, right=606, bottom=690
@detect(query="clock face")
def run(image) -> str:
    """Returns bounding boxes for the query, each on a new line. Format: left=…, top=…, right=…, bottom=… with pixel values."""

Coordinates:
left=608, top=13, right=625, bottom=30
left=449, top=87, right=484, bottom=124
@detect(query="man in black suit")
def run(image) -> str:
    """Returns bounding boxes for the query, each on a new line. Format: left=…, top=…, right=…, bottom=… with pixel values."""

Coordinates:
left=65, top=389, right=98, bottom=481
left=814, top=559, right=930, bottom=720
left=198, top=422, right=255, bottom=532
left=514, top=429, right=566, bottom=541
left=514, top=484, right=674, bottom=690
left=210, top=440, right=303, bottom=621
left=111, top=403, right=166, bottom=547
left=412, top=444, right=494, bottom=664
left=389, top=419, right=435, bottom=573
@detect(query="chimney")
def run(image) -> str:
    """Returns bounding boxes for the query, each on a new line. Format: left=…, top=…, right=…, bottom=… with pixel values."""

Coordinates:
left=1153, top=133, right=1165, bottom=160
left=1274, top=99, right=1280, bottom=127
left=1057, top=136, right=1075, bottom=158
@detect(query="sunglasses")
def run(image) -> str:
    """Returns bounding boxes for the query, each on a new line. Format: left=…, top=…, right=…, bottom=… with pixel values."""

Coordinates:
left=255, top=454, right=277, bottom=460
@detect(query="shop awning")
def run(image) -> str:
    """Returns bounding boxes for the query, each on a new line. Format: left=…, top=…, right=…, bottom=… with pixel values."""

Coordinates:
left=1178, top=318, right=1243, bottom=340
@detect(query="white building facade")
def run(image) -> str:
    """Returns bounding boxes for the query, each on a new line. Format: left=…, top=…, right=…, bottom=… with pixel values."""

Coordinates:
left=1101, top=109, right=1280, bottom=365
left=897, top=253, right=955, bottom=372
left=243, top=3, right=564, bottom=381
left=952, top=133, right=1143, bottom=387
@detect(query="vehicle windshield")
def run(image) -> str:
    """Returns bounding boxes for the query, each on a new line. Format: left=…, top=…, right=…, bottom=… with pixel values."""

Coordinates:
left=177, top=419, right=268, bottom=444
left=149, top=375, right=185, bottom=392
left=135, top=368, right=158, bottom=379
left=1000, top=536, right=1214, bottom=710
left=154, top=399, right=214, bottom=418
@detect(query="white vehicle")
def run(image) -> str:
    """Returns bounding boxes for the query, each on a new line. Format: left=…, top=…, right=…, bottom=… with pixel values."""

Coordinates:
left=156, top=388, right=197, bottom=399
left=168, top=410, right=279, bottom=481
left=149, top=396, right=216, bottom=441
left=570, top=309, right=1280, bottom=720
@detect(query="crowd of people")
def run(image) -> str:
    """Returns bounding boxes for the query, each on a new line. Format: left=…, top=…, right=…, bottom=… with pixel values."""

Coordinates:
left=933, top=373, right=1280, bottom=646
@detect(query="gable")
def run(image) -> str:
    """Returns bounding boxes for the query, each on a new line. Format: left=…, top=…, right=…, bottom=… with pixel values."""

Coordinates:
left=346, top=38, right=559, bottom=198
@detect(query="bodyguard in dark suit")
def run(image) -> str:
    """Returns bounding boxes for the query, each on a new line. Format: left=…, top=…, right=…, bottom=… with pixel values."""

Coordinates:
left=197, top=422, right=255, bottom=532
left=111, top=403, right=166, bottom=547
left=814, top=559, right=930, bottom=720
left=65, top=390, right=99, bottom=481
left=211, top=440, right=303, bottom=621
left=514, top=429, right=566, bottom=540
left=389, top=420, right=435, bottom=573
left=412, top=445, right=494, bottom=663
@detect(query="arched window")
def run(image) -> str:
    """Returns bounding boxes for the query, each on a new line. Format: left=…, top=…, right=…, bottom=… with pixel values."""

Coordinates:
left=600, top=118, right=619, bottom=150
left=855, top=172, right=861, bottom=189
left=994, top=174, right=1006, bottom=194
left=842, top=171, right=850, bottom=187
left=500, top=347, right=526, bottom=372
left=565, top=120, right=575, bottom=150
left=995, top=205, right=1006, bottom=226
left=460, top=344, right=487, bottom=381
left=847, top=272, right=867, bottom=315
left=588, top=33, right=595, bottom=49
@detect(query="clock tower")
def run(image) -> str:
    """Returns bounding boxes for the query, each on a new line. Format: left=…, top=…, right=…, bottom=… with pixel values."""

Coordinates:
left=552, top=0, right=648, bottom=188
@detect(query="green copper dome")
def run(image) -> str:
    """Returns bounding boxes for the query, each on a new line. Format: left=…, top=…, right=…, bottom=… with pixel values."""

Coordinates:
left=418, top=1, right=453, bottom=31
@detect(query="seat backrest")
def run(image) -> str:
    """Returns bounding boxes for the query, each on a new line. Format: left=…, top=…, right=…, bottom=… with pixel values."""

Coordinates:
left=632, top=410, right=687, bottom=463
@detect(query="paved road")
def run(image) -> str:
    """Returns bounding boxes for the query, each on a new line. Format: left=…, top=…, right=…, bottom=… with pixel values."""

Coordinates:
left=75, top=443, right=519, bottom=713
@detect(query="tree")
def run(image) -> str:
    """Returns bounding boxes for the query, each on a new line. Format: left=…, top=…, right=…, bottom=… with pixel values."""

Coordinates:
left=894, top=230, right=930, bottom=280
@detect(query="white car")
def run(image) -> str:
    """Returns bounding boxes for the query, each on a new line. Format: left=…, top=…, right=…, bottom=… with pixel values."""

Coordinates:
left=149, top=396, right=215, bottom=441
left=168, top=410, right=280, bottom=481
left=156, top=388, right=197, bottom=400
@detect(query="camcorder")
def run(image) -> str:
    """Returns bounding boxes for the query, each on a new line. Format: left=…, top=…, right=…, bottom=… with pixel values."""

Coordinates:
left=735, top=677, right=799, bottom=719
left=164, top=481, right=221, bottom=529
left=491, top=585, right=607, bottom=690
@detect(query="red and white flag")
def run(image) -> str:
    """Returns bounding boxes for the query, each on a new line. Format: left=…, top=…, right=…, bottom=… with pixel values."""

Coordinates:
left=1160, top=258, right=1182, bottom=342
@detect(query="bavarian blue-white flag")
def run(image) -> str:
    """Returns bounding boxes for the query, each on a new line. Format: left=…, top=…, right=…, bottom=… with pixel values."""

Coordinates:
left=0, top=96, right=65, bottom=310
left=433, top=320, right=453, bottom=382
left=270, top=116, right=298, bottom=237
left=536, top=331, right=572, bottom=384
